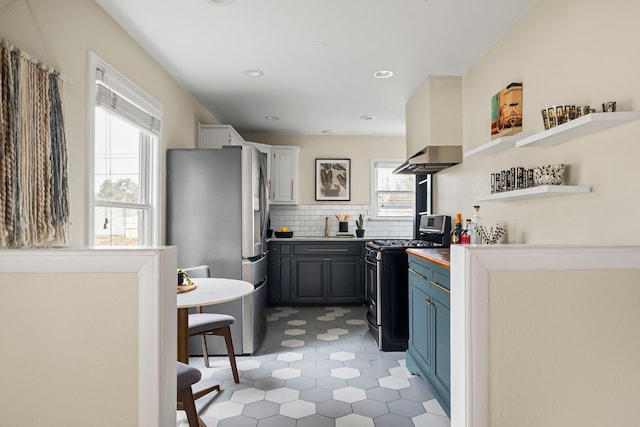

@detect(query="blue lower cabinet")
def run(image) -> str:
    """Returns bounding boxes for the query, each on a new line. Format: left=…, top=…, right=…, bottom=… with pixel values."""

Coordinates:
left=433, top=293, right=450, bottom=404
left=408, top=284, right=433, bottom=375
left=407, top=255, right=451, bottom=417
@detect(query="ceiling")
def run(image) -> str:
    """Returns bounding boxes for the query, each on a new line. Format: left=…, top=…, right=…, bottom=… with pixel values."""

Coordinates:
left=96, top=0, right=535, bottom=136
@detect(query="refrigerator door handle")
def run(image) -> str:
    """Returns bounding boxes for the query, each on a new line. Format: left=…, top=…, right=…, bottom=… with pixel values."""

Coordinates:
left=259, top=151, right=270, bottom=245
left=255, top=275, right=268, bottom=290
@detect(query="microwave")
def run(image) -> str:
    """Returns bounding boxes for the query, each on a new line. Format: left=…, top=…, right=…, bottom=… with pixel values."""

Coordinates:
left=418, top=214, right=452, bottom=246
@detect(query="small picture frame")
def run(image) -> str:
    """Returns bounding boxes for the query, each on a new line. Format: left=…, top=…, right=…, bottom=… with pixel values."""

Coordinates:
left=315, top=158, right=350, bottom=201
left=491, top=82, right=523, bottom=140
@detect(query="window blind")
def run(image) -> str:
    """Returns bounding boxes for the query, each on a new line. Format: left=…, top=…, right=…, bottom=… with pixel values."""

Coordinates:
left=95, top=81, right=161, bottom=134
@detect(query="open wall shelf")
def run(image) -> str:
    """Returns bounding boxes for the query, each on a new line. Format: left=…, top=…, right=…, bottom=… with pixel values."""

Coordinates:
left=516, top=111, right=640, bottom=148
left=475, top=185, right=591, bottom=202
left=465, top=111, right=640, bottom=156
left=467, top=112, right=637, bottom=202
left=463, top=134, right=527, bottom=157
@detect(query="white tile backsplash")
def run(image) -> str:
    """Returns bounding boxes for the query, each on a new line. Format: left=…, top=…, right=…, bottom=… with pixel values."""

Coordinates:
left=269, top=204, right=413, bottom=238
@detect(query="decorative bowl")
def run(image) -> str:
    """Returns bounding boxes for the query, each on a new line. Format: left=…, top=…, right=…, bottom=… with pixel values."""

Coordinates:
left=274, top=231, right=293, bottom=238
left=478, top=224, right=507, bottom=245
left=533, top=164, right=565, bottom=185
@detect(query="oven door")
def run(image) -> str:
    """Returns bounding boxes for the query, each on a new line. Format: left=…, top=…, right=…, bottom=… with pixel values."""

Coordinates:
left=365, top=247, right=381, bottom=347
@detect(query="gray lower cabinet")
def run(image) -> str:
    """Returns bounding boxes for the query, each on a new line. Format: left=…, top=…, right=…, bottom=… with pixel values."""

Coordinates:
left=268, top=242, right=292, bottom=304
left=407, top=253, right=451, bottom=417
left=268, top=241, right=364, bottom=305
left=327, top=257, right=362, bottom=302
left=292, top=256, right=326, bottom=303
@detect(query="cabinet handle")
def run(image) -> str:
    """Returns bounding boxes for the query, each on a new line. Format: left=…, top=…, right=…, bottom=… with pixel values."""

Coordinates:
left=430, top=280, right=450, bottom=294
left=291, top=180, right=294, bottom=197
left=424, top=298, right=434, bottom=306
left=307, top=248, right=349, bottom=252
left=408, top=268, right=426, bottom=280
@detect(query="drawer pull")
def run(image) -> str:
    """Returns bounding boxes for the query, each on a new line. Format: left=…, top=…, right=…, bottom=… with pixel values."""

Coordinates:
left=424, top=298, right=434, bottom=306
left=307, top=248, right=349, bottom=252
left=408, top=268, right=426, bottom=280
left=430, top=280, right=450, bottom=294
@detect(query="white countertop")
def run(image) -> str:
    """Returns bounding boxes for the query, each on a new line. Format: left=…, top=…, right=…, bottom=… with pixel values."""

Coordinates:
left=177, top=277, right=254, bottom=309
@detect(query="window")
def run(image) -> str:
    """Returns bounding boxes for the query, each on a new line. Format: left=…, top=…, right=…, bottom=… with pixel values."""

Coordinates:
left=370, top=160, right=415, bottom=219
left=89, top=53, right=162, bottom=246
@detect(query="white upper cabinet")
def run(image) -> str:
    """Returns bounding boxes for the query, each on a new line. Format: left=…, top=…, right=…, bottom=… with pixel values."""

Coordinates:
left=270, top=146, right=299, bottom=205
left=198, top=124, right=244, bottom=148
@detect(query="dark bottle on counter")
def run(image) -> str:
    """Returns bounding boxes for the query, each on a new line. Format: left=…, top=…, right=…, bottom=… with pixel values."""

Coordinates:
left=451, top=213, right=462, bottom=244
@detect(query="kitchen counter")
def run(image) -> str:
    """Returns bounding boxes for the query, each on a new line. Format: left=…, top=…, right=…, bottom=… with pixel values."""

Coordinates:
left=406, top=247, right=450, bottom=269
left=267, top=239, right=366, bottom=305
left=268, top=236, right=390, bottom=242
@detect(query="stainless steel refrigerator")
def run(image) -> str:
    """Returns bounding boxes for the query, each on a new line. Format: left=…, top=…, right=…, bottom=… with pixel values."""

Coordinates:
left=166, top=145, right=269, bottom=355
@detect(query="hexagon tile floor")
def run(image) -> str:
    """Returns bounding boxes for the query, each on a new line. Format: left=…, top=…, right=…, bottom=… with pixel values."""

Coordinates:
left=178, top=305, right=451, bottom=427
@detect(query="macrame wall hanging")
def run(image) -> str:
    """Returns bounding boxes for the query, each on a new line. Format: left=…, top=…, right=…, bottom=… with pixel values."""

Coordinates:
left=0, top=38, right=69, bottom=248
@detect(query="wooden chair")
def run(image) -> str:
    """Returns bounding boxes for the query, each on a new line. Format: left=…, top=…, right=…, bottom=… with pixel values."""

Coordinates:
left=176, top=362, right=202, bottom=427
left=182, top=265, right=239, bottom=383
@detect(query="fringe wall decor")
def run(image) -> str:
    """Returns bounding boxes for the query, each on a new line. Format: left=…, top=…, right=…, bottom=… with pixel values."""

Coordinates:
left=0, top=39, right=69, bottom=248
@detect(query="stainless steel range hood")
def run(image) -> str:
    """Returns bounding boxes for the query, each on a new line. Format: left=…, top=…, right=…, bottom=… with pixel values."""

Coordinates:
left=393, top=145, right=462, bottom=174
left=397, top=76, right=463, bottom=175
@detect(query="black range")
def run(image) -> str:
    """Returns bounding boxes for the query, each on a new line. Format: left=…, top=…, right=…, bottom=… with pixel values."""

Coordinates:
left=365, top=238, right=444, bottom=351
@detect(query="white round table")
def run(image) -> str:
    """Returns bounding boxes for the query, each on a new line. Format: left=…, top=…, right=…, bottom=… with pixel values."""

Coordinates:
left=176, top=278, right=254, bottom=363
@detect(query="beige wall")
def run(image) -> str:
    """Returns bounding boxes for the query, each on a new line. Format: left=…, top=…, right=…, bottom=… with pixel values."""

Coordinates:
left=490, top=269, right=640, bottom=427
left=243, top=134, right=406, bottom=205
left=436, top=0, right=640, bottom=245
left=0, top=0, right=218, bottom=245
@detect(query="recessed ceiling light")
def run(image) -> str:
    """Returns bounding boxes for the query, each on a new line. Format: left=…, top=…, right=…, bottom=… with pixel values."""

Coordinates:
left=265, top=116, right=280, bottom=121
left=310, top=41, right=328, bottom=49
left=243, top=69, right=264, bottom=78
left=360, top=115, right=375, bottom=121
left=208, top=0, right=236, bottom=5
left=322, top=130, right=336, bottom=135
left=373, top=70, right=394, bottom=79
